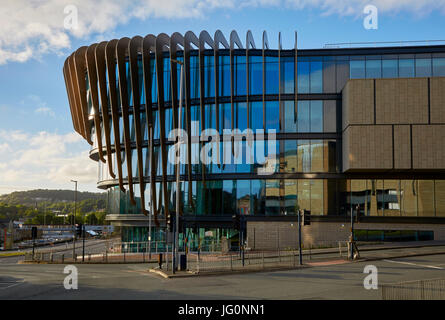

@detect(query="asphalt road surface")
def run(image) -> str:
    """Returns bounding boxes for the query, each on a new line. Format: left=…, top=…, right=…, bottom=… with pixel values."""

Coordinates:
left=0, top=254, right=444, bottom=299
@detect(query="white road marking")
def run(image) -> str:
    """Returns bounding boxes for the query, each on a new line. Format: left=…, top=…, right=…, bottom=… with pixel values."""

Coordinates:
left=383, top=259, right=444, bottom=270
left=0, top=280, right=25, bottom=290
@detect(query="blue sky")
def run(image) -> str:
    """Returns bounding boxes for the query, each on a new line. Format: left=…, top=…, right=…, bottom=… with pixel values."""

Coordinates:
left=1, top=0, right=445, bottom=194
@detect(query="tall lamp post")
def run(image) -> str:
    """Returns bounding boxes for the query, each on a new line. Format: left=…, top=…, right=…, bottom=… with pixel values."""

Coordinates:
left=171, top=58, right=184, bottom=273
left=71, top=180, right=77, bottom=260
left=148, top=124, right=153, bottom=261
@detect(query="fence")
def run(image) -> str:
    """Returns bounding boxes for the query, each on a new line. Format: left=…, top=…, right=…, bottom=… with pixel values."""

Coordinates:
left=187, top=250, right=305, bottom=274
left=381, top=279, right=445, bottom=300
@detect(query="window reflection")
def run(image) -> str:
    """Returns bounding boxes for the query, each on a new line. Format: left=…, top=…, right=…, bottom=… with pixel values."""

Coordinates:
left=248, top=55, right=262, bottom=95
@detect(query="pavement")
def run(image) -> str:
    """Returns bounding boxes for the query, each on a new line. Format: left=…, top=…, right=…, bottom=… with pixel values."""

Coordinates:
left=0, top=253, right=444, bottom=299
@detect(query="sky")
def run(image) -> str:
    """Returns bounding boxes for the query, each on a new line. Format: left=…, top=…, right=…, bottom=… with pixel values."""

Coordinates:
left=1, top=0, right=445, bottom=195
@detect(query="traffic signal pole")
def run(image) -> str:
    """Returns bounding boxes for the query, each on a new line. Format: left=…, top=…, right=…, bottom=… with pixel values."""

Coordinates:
left=298, top=209, right=302, bottom=265
left=82, top=224, right=85, bottom=262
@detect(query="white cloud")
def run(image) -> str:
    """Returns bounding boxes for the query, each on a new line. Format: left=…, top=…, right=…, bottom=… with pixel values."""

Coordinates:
left=35, top=106, right=56, bottom=117
left=1, top=0, right=444, bottom=65
left=0, top=130, right=97, bottom=193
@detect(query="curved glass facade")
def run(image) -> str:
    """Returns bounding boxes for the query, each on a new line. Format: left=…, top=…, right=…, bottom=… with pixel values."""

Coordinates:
left=64, top=32, right=445, bottom=247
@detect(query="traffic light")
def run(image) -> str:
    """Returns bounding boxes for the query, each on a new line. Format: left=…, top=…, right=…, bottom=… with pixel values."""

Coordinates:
left=232, top=213, right=240, bottom=230
left=76, top=224, right=83, bottom=237
left=303, top=210, right=311, bottom=226
left=167, top=212, right=175, bottom=232
left=31, top=226, right=37, bottom=240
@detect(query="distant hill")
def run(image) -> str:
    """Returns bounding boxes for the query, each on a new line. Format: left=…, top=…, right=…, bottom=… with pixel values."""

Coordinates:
left=0, top=189, right=106, bottom=206
left=0, top=189, right=108, bottom=224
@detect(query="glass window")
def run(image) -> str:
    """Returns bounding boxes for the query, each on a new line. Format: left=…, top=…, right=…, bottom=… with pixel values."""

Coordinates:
left=297, top=101, right=310, bottom=132
left=190, top=56, right=200, bottom=99
left=234, top=55, right=247, bottom=96
left=366, top=59, right=382, bottom=78
left=248, top=55, right=262, bottom=95
left=219, top=55, right=230, bottom=97
left=297, top=179, right=310, bottom=211
left=417, top=180, right=434, bottom=216
left=310, top=101, right=323, bottom=132
left=283, top=140, right=297, bottom=173
left=323, top=100, right=336, bottom=133
left=280, top=56, right=294, bottom=94
left=297, top=61, right=309, bottom=93
left=250, top=101, right=263, bottom=130
left=415, top=58, right=432, bottom=77
left=435, top=180, right=445, bottom=217
left=383, top=180, right=401, bottom=216
left=265, top=180, right=281, bottom=216
left=350, top=60, right=365, bottom=79
left=205, top=104, right=216, bottom=130
left=283, top=101, right=296, bottom=132
left=401, top=180, right=417, bottom=216
left=433, top=57, right=445, bottom=76
left=311, top=180, right=324, bottom=215
left=251, top=180, right=265, bottom=215
left=283, top=180, right=297, bottom=215
left=382, top=59, right=398, bottom=78
left=265, top=56, right=279, bottom=94
left=310, top=61, right=323, bottom=93
left=236, top=102, right=248, bottom=131
left=297, top=140, right=311, bottom=172
left=310, top=140, right=324, bottom=172
left=204, top=55, right=215, bottom=98
left=399, top=59, right=414, bottom=77
left=163, top=58, right=171, bottom=101
left=323, top=57, right=336, bottom=93
left=237, top=180, right=251, bottom=215
left=265, top=101, right=279, bottom=132
left=336, top=57, right=350, bottom=92
left=223, top=180, right=236, bottom=215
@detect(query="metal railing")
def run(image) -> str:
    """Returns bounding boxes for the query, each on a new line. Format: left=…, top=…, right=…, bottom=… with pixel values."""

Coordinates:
left=381, top=279, right=445, bottom=300
left=188, top=250, right=303, bottom=274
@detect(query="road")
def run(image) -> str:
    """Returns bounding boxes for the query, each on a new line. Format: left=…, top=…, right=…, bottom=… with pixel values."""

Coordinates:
left=0, top=254, right=444, bottom=299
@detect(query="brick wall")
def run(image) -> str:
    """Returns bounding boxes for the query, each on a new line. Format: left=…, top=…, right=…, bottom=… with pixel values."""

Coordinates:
left=246, top=220, right=445, bottom=250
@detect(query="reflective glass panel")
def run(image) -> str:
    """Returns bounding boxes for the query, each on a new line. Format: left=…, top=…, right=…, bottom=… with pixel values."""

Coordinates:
left=280, top=56, right=294, bottom=94
left=433, top=57, right=445, bottom=76
left=265, top=56, right=279, bottom=94
left=310, top=61, right=323, bottom=93
left=415, top=58, right=432, bottom=77
left=249, top=55, right=262, bottom=95
left=382, top=59, right=398, bottom=78
left=399, top=59, right=415, bottom=77
left=366, top=59, right=382, bottom=78
left=350, top=60, right=365, bottom=79
left=297, top=61, right=309, bottom=93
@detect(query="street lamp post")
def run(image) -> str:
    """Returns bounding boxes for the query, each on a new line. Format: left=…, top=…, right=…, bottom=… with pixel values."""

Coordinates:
left=148, top=124, right=153, bottom=261
left=171, top=58, right=184, bottom=273
left=71, top=180, right=77, bottom=260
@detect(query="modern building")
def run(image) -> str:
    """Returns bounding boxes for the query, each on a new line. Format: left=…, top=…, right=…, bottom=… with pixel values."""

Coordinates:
left=63, top=30, right=445, bottom=250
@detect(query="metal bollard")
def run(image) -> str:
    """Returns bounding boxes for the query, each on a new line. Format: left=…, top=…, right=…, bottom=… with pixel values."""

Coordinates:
left=88, top=254, right=91, bottom=262
left=61, top=254, right=64, bottom=263
left=50, top=253, right=53, bottom=263
left=124, top=251, right=126, bottom=263
left=230, top=254, right=233, bottom=271
left=105, top=251, right=108, bottom=263
left=262, top=252, right=265, bottom=269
